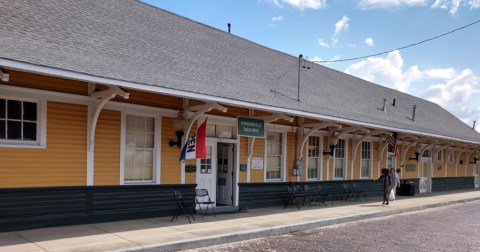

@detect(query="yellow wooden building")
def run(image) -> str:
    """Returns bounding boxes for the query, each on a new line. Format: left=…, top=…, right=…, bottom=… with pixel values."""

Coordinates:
left=0, top=0, right=479, bottom=231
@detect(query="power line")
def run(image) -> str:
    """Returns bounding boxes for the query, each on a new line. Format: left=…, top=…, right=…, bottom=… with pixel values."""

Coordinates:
left=313, top=18, right=480, bottom=63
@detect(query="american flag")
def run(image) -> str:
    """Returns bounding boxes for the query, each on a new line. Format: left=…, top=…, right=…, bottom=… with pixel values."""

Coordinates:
left=386, top=132, right=398, bottom=156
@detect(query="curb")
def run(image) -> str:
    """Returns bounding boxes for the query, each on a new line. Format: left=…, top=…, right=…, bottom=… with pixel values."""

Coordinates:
left=112, top=197, right=480, bottom=252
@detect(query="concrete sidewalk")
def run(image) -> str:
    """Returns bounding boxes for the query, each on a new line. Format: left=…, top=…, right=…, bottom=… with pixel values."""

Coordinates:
left=1, top=190, right=480, bottom=252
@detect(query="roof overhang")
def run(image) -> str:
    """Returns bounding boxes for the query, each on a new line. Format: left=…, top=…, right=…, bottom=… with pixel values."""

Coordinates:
left=2, top=58, right=480, bottom=145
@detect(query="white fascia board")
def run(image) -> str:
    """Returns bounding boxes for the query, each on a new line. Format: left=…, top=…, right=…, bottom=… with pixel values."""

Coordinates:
left=1, top=58, right=478, bottom=145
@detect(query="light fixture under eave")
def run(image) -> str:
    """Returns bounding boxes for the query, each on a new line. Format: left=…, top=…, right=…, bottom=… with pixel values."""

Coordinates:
left=469, top=157, right=478, bottom=164
left=409, top=152, right=420, bottom=161
left=323, top=135, right=338, bottom=156
left=0, top=69, right=9, bottom=82
left=168, top=111, right=187, bottom=148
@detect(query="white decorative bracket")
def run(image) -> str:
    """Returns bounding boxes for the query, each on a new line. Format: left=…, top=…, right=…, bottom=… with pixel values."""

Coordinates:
left=399, top=137, right=418, bottom=165
left=247, top=113, right=294, bottom=160
left=351, top=129, right=388, bottom=161
left=434, top=143, right=450, bottom=160
left=183, top=101, right=228, bottom=140
left=88, top=85, right=129, bottom=151
left=296, top=122, right=342, bottom=160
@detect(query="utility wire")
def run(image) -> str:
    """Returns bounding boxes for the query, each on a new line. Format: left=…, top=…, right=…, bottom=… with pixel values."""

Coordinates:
left=313, top=18, right=480, bottom=63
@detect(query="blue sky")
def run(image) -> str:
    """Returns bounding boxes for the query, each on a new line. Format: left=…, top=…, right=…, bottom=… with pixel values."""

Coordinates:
left=143, top=0, right=480, bottom=133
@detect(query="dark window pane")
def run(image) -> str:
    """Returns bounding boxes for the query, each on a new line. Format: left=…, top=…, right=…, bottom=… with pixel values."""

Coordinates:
left=7, top=100, right=21, bottom=120
left=23, top=122, right=37, bottom=140
left=0, top=99, right=5, bottom=118
left=0, top=120, right=5, bottom=139
left=23, top=102, right=37, bottom=121
left=7, top=121, right=21, bottom=140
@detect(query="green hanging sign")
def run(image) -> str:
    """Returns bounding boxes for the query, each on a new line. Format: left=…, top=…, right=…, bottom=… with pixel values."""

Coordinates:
left=237, top=117, right=265, bottom=137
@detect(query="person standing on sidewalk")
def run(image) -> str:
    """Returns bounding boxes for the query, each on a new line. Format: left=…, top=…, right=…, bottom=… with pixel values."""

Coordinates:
left=374, top=168, right=392, bottom=205
left=389, top=167, right=400, bottom=201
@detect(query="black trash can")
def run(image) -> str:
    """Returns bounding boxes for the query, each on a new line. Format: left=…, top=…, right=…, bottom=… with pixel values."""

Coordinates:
left=398, top=181, right=415, bottom=196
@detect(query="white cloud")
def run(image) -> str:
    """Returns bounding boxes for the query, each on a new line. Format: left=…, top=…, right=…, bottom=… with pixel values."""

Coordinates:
left=318, top=39, right=330, bottom=47
left=262, top=0, right=283, bottom=8
left=283, top=0, right=327, bottom=10
left=432, top=0, right=461, bottom=15
left=420, top=68, right=480, bottom=128
left=431, top=0, right=480, bottom=15
left=344, top=50, right=480, bottom=132
left=334, top=16, right=350, bottom=33
left=469, top=0, right=480, bottom=8
left=331, top=16, right=350, bottom=46
left=344, top=50, right=421, bottom=92
left=365, top=37, right=374, bottom=47
left=262, top=0, right=327, bottom=10
left=272, top=16, right=284, bottom=22
left=358, top=0, right=427, bottom=9
left=310, top=56, right=323, bottom=64
left=424, top=68, right=456, bottom=79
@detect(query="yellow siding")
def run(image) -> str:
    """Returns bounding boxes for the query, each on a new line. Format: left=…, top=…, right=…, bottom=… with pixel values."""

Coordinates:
left=239, top=137, right=248, bottom=183
left=94, top=109, right=121, bottom=185
left=0, top=102, right=87, bottom=188
left=322, top=136, right=331, bottom=180
left=402, top=148, right=418, bottom=179
left=161, top=117, right=182, bottom=184
left=250, top=138, right=265, bottom=183
left=286, top=132, right=296, bottom=182
left=372, top=142, right=381, bottom=179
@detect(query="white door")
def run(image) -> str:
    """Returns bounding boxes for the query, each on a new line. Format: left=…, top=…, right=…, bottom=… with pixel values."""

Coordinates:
left=419, top=159, right=432, bottom=193
left=216, top=143, right=233, bottom=206
left=196, top=140, right=217, bottom=207
left=473, top=164, right=479, bottom=188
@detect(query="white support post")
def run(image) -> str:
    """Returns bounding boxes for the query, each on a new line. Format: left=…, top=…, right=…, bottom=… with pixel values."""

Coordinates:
left=86, top=85, right=129, bottom=186
left=181, top=101, right=228, bottom=184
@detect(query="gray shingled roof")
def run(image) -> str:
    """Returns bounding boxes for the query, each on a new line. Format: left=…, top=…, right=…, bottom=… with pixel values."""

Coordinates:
left=1, top=0, right=479, bottom=143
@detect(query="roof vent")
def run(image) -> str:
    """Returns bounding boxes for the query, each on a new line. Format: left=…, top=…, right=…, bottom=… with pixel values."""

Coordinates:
left=473, top=121, right=476, bottom=130
left=411, top=105, right=417, bottom=122
left=378, top=98, right=387, bottom=113
left=228, top=23, right=231, bottom=34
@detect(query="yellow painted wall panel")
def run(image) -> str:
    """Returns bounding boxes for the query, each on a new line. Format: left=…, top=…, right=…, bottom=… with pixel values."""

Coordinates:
left=372, top=142, right=381, bottom=179
left=94, top=110, right=121, bottom=185
left=322, top=136, right=331, bottom=181
left=239, top=137, right=248, bottom=183
left=250, top=138, right=265, bottom=183
left=402, top=148, right=419, bottom=179
left=285, top=132, right=296, bottom=182
left=161, top=117, right=182, bottom=184
left=0, top=102, right=87, bottom=188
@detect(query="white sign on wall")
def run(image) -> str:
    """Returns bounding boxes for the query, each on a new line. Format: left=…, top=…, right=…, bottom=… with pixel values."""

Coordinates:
left=251, top=157, right=264, bottom=170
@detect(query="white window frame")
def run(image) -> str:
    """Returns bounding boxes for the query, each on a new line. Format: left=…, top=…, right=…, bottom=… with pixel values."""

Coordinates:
left=264, top=129, right=286, bottom=182
left=333, top=138, right=347, bottom=180
left=422, top=149, right=432, bottom=158
left=360, top=141, right=372, bottom=179
left=0, top=94, right=46, bottom=148
left=437, top=149, right=443, bottom=162
left=448, top=151, right=455, bottom=163
left=307, top=135, right=322, bottom=181
left=120, top=111, right=161, bottom=185
left=387, top=154, right=396, bottom=170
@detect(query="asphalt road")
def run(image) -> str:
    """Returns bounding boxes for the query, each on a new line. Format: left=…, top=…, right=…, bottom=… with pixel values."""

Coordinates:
left=182, top=200, right=480, bottom=252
